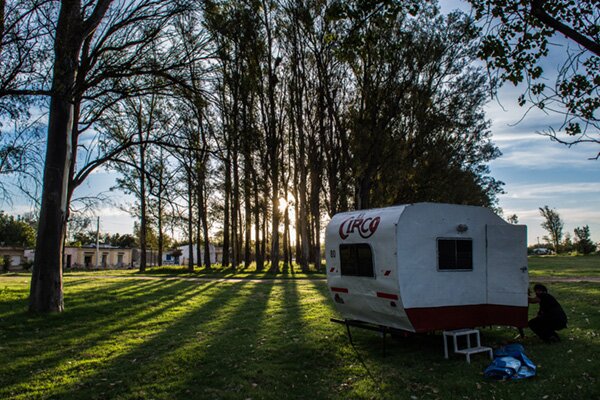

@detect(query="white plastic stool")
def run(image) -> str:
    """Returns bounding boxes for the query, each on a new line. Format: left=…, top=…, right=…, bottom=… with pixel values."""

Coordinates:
left=443, top=329, right=493, bottom=363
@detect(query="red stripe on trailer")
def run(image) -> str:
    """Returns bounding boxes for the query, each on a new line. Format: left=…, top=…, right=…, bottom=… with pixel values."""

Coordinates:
left=376, top=291, right=398, bottom=300
left=330, top=287, right=348, bottom=293
left=405, top=304, right=528, bottom=332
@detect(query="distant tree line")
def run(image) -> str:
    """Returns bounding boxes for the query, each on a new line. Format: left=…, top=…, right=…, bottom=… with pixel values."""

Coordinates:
left=535, top=205, right=597, bottom=255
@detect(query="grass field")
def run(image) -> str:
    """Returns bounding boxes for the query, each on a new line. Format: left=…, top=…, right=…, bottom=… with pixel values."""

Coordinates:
left=0, top=257, right=598, bottom=399
left=528, top=255, right=600, bottom=278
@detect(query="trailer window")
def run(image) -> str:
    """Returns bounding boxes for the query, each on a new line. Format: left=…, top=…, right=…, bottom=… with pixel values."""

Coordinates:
left=339, top=244, right=374, bottom=277
left=437, top=239, right=473, bottom=270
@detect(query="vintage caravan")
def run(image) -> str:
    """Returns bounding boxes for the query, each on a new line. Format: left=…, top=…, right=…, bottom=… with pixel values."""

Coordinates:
left=325, top=203, right=529, bottom=332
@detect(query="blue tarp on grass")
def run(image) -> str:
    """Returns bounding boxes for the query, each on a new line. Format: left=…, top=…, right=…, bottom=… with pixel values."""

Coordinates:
left=484, top=344, right=536, bottom=380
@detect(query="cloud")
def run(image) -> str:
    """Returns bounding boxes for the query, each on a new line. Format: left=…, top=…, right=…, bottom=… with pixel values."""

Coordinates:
left=492, top=144, right=594, bottom=168
left=491, top=132, right=548, bottom=143
left=96, top=206, right=131, bottom=217
left=503, top=206, right=600, bottom=223
left=501, top=182, right=600, bottom=200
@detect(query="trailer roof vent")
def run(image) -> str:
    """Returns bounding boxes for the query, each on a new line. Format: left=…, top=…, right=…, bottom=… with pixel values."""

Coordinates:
left=456, top=224, right=468, bottom=233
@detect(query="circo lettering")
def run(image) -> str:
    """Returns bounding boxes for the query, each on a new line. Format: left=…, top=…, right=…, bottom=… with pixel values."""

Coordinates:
left=338, top=215, right=380, bottom=239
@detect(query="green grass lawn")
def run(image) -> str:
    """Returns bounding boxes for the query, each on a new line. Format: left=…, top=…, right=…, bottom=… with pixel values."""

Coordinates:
left=528, top=254, right=600, bottom=278
left=22, top=261, right=327, bottom=280
left=0, top=273, right=598, bottom=399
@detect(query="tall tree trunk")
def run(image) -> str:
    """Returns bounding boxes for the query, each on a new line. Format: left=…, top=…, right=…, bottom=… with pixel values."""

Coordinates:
left=157, top=166, right=163, bottom=267
left=261, top=192, right=268, bottom=264
left=201, top=204, right=211, bottom=269
left=198, top=174, right=211, bottom=269
left=156, top=147, right=164, bottom=267
left=139, top=135, right=147, bottom=272
left=291, top=146, right=300, bottom=264
left=288, top=5, right=309, bottom=272
left=243, top=160, right=252, bottom=268
left=309, top=140, right=321, bottom=268
left=187, top=170, right=194, bottom=272
left=296, top=101, right=310, bottom=272
left=195, top=168, right=201, bottom=268
left=231, top=148, right=240, bottom=270
left=237, top=204, right=244, bottom=268
left=65, top=95, right=82, bottom=235
left=196, top=208, right=202, bottom=267
left=357, top=175, right=372, bottom=210
left=253, top=172, right=263, bottom=271
left=29, top=2, right=83, bottom=312
left=241, top=100, right=252, bottom=268
left=267, top=139, right=279, bottom=273
left=282, top=205, right=291, bottom=272
left=260, top=0, right=280, bottom=273
left=222, top=150, right=231, bottom=267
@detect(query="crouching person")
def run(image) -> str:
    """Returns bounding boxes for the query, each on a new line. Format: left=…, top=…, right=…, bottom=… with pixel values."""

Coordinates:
left=528, top=284, right=567, bottom=343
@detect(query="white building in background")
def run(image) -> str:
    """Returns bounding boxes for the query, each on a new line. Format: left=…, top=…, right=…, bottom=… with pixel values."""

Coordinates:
left=0, top=246, right=25, bottom=269
left=164, top=244, right=218, bottom=266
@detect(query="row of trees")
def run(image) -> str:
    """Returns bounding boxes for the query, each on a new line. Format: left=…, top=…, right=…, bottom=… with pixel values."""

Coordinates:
left=1, top=0, right=597, bottom=312
left=538, top=205, right=596, bottom=254
left=101, top=1, right=504, bottom=275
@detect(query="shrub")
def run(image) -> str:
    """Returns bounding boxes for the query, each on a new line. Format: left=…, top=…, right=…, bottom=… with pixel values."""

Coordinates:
left=2, top=256, right=10, bottom=273
left=21, top=260, right=33, bottom=271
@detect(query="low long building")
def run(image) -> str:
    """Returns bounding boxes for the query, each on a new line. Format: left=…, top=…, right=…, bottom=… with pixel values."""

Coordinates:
left=64, top=245, right=133, bottom=269
left=25, top=245, right=134, bottom=269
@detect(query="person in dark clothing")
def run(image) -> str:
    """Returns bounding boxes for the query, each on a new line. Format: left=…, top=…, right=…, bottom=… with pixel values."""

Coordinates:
left=528, top=284, right=567, bottom=342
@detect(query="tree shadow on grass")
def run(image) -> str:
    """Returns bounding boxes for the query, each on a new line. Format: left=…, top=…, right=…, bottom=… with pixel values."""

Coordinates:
left=163, top=280, right=277, bottom=399
left=0, top=279, right=222, bottom=397
left=0, top=278, right=148, bottom=320
left=35, top=280, right=255, bottom=399
left=256, top=279, right=346, bottom=399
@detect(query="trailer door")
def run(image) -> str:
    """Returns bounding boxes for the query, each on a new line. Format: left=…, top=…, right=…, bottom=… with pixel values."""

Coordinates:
left=486, top=225, right=528, bottom=306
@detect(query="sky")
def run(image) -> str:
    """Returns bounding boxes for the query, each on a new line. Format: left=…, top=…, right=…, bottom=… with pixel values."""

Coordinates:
left=484, top=85, right=599, bottom=245
left=2, top=1, right=599, bottom=246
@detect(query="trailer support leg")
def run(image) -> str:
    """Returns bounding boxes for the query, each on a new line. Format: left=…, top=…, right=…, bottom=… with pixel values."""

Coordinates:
left=330, top=318, right=405, bottom=357
left=345, top=320, right=353, bottom=345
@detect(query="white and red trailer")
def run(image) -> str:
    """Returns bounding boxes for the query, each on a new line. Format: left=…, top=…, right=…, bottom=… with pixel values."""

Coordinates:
left=325, top=203, right=529, bottom=333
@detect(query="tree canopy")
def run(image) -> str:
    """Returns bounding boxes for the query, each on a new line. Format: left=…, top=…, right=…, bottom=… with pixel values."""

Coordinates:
left=0, top=211, right=36, bottom=247
left=469, top=0, right=599, bottom=156
left=573, top=225, right=596, bottom=255
left=539, top=205, right=564, bottom=252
